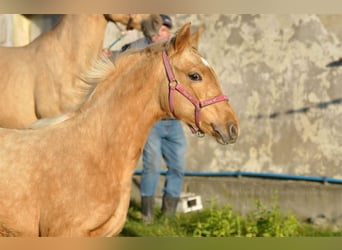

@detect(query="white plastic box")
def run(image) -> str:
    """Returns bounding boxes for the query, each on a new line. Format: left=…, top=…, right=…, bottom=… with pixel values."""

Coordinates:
left=177, top=192, right=203, bottom=213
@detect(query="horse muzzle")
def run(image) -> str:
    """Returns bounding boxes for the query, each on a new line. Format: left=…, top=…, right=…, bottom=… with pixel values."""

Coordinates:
left=212, top=122, right=239, bottom=145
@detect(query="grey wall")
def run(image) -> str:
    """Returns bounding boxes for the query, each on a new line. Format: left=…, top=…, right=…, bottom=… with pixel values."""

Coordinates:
left=0, top=14, right=61, bottom=46
left=166, top=14, right=341, bottom=180
left=0, top=14, right=13, bottom=46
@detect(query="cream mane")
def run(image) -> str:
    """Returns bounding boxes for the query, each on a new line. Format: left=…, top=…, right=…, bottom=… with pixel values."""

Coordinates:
left=29, top=41, right=168, bottom=130
left=30, top=55, right=115, bottom=129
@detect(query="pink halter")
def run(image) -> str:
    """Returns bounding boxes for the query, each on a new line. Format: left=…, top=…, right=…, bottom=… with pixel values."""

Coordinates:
left=162, top=50, right=229, bottom=137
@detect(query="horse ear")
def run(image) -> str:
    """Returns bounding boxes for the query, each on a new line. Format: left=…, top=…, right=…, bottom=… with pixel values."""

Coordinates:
left=191, top=24, right=205, bottom=49
left=174, top=22, right=191, bottom=53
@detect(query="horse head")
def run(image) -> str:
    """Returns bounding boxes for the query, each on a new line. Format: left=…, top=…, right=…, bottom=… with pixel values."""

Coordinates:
left=161, top=23, right=240, bottom=145
left=105, top=14, right=162, bottom=31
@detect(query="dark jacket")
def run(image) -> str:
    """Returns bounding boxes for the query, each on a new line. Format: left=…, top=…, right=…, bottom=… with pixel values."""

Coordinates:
left=121, top=37, right=152, bottom=52
left=108, top=36, right=152, bottom=62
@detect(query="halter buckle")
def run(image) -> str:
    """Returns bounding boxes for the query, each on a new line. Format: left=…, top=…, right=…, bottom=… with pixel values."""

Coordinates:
left=195, top=130, right=205, bottom=137
left=188, top=124, right=205, bottom=137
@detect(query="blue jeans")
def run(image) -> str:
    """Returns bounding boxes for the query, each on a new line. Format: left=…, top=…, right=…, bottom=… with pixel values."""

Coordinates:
left=141, top=119, right=187, bottom=198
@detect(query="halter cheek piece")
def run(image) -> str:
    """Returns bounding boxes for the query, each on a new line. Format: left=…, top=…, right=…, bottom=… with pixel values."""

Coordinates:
left=162, top=50, right=229, bottom=137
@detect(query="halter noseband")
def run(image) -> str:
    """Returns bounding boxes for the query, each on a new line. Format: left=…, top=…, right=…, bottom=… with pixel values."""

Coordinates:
left=162, top=50, right=229, bottom=137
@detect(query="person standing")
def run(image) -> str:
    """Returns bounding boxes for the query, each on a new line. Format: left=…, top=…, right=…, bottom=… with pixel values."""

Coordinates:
left=104, top=14, right=187, bottom=225
left=139, top=15, right=187, bottom=224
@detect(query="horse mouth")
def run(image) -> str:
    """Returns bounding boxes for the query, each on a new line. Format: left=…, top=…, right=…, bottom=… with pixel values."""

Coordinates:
left=212, top=123, right=239, bottom=145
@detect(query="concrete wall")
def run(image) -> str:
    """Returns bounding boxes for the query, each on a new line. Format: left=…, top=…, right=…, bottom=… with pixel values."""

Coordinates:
left=167, top=14, right=341, bottom=180
left=0, top=14, right=61, bottom=46
left=0, top=14, right=14, bottom=46
left=130, top=175, right=342, bottom=228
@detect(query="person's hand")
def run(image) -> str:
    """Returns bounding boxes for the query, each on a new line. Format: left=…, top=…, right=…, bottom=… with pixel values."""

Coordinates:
left=102, top=48, right=112, bottom=57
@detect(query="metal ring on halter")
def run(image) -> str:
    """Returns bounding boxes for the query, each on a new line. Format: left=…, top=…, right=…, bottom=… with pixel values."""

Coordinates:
left=169, top=79, right=178, bottom=89
left=194, top=127, right=205, bottom=137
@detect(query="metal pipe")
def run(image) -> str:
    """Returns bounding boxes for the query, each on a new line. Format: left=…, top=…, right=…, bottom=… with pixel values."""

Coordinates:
left=133, top=170, right=342, bottom=184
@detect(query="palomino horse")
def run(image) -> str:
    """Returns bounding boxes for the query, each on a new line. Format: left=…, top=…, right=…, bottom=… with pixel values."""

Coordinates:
left=0, top=23, right=239, bottom=236
left=0, top=14, right=161, bottom=129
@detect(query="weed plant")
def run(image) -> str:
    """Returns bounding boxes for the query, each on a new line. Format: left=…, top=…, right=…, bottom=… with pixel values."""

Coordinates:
left=119, top=199, right=342, bottom=237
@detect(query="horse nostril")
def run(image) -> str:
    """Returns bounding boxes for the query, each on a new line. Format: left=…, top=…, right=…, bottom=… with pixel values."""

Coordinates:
left=229, top=124, right=239, bottom=140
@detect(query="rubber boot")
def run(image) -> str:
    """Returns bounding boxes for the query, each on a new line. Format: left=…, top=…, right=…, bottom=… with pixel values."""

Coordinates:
left=161, top=195, right=179, bottom=217
left=141, top=196, right=154, bottom=224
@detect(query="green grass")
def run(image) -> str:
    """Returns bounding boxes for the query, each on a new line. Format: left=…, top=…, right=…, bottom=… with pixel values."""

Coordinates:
left=119, top=199, right=342, bottom=237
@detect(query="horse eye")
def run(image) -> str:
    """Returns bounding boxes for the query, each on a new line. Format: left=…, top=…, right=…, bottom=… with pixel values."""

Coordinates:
left=188, top=72, right=202, bottom=82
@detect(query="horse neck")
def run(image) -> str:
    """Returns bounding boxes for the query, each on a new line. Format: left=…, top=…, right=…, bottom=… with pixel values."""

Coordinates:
left=53, top=15, right=107, bottom=66
left=75, top=52, right=167, bottom=163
